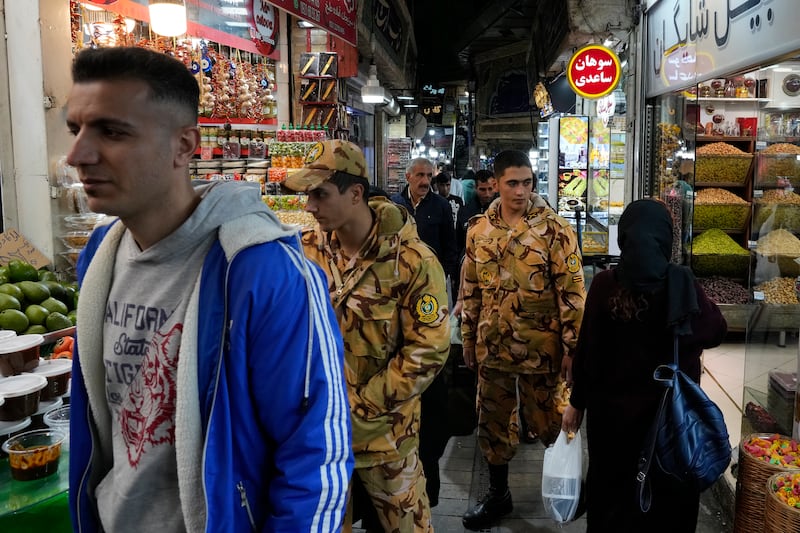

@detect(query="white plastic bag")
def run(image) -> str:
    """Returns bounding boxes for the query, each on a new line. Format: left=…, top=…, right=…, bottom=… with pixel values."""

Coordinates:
left=541, top=429, right=582, bottom=523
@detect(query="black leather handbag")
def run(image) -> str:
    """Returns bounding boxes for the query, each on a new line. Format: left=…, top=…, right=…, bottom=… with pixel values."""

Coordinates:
left=636, top=332, right=732, bottom=511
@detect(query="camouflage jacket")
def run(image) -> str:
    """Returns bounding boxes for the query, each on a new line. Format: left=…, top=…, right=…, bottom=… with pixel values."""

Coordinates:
left=461, top=194, right=586, bottom=374
left=301, top=197, right=450, bottom=468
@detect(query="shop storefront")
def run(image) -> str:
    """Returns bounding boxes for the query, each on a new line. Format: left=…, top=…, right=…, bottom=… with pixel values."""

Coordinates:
left=641, top=1, right=800, bottom=528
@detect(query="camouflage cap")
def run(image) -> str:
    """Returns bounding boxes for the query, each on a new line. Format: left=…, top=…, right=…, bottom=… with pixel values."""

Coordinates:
left=283, top=139, right=368, bottom=192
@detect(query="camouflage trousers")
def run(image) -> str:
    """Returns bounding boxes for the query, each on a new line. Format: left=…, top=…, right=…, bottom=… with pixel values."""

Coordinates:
left=343, top=452, right=433, bottom=533
left=476, top=365, right=563, bottom=464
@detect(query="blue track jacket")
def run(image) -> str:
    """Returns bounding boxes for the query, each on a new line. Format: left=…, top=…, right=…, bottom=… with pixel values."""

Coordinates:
left=69, top=192, right=353, bottom=532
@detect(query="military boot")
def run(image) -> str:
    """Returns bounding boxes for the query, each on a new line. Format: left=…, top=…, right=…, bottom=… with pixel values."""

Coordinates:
left=462, top=464, right=513, bottom=530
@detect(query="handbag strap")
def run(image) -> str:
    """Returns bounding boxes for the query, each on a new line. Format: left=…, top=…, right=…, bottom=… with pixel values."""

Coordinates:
left=636, top=331, right=680, bottom=512
left=636, top=386, right=669, bottom=512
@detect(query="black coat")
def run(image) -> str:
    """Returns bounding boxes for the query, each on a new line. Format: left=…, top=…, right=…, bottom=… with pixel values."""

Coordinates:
left=391, top=187, right=458, bottom=282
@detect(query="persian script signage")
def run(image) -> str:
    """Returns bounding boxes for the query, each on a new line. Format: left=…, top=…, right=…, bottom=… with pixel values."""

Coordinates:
left=266, top=0, right=357, bottom=46
left=251, top=1, right=279, bottom=55
left=567, top=45, right=622, bottom=99
left=646, top=0, right=800, bottom=97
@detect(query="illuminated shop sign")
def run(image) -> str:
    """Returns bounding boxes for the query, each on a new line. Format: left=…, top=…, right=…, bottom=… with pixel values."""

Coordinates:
left=567, top=45, right=622, bottom=99
left=646, top=0, right=800, bottom=96
left=265, top=0, right=357, bottom=46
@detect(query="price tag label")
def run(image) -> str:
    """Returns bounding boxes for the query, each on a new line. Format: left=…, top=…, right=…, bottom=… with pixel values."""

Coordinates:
left=748, top=240, right=758, bottom=250
left=753, top=189, right=764, bottom=198
left=753, top=291, right=765, bottom=301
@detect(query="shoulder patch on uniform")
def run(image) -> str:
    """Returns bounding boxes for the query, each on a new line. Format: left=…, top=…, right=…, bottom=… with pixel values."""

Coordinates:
left=415, top=293, right=439, bottom=324
left=566, top=253, right=582, bottom=273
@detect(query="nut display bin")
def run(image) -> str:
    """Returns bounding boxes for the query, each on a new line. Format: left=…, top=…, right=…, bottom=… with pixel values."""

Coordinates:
left=753, top=204, right=800, bottom=232
left=693, top=203, right=751, bottom=231
left=691, top=251, right=751, bottom=278
left=695, top=154, right=753, bottom=184
left=717, top=303, right=757, bottom=332
left=756, top=153, right=800, bottom=187
left=754, top=252, right=800, bottom=277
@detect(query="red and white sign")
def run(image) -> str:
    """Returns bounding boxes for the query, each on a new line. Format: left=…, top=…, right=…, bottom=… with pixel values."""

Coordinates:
left=251, top=1, right=279, bottom=55
left=266, top=0, right=357, bottom=47
left=567, top=45, right=621, bottom=99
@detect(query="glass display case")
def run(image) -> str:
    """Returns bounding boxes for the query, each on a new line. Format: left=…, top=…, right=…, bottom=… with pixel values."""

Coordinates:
left=536, top=121, right=550, bottom=202
left=645, top=59, right=800, bottom=440
left=548, top=115, right=610, bottom=256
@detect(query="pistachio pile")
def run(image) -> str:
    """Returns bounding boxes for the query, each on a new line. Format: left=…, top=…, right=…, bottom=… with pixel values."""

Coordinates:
left=755, top=277, right=799, bottom=304
left=695, top=143, right=753, bottom=184
left=695, top=188, right=749, bottom=204
left=694, top=188, right=751, bottom=230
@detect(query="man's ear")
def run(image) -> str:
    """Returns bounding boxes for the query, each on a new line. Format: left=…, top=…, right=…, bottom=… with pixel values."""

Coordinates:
left=175, top=126, right=200, bottom=167
left=351, top=183, right=365, bottom=204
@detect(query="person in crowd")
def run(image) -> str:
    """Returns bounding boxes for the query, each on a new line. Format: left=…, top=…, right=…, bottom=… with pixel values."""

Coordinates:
left=66, top=47, right=352, bottom=533
left=561, top=199, right=727, bottom=532
left=390, top=157, right=458, bottom=507
left=440, top=163, right=464, bottom=200
left=284, top=139, right=450, bottom=532
left=460, top=149, right=586, bottom=531
left=456, top=169, right=496, bottom=258
left=460, top=168, right=476, bottom=206
left=434, top=171, right=464, bottom=229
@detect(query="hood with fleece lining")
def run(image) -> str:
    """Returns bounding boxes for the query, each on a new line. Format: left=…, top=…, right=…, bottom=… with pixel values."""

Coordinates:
left=190, top=180, right=299, bottom=259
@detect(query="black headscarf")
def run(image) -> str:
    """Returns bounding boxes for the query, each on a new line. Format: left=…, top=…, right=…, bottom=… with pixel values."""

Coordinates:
left=615, top=199, right=699, bottom=334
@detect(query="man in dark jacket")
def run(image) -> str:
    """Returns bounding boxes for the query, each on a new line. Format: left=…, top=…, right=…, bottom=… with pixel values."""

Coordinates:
left=456, top=169, right=497, bottom=259
left=390, top=156, right=458, bottom=508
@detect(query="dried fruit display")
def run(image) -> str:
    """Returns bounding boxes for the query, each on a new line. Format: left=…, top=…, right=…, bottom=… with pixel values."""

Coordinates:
left=691, top=229, right=750, bottom=277
left=757, top=143, right=800, bottom=186
left=754, top=277, right=799, bottom=304
left=754, top=189, right=800, bottom=231
left=694, top=188, right=751, bottom=231
left=695, top=142, right=753, bottom=184
left=698, top=276, right=750, bottom=304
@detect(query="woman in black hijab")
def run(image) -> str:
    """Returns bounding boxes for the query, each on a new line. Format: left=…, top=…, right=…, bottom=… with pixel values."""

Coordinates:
left=562, top=199, right=727, bottom=532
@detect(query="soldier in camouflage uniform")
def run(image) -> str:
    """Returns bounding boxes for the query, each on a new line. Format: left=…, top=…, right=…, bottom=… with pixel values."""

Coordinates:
left=285, top=140, right=450, bottom=533
left=460, top=150, right=586, bottom=531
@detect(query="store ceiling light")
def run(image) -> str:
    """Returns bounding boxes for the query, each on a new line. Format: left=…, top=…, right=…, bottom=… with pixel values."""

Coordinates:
left=403, top=103, right=419, bottom=108
left=148, top=0, right=187, bottom=37
left=297, top=20, right=315, bottom=28
left=396, top=94, right=414, bottom=101
left=361, top=64, right=386, bottom=104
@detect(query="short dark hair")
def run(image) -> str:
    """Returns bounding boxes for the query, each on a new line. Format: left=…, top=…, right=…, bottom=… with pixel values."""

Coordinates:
left=328, top=171, right=370, bottom=204
left=475, top=170, right=494, bottom=183
left=493, top=150, right=532, bottom=180
left=71, top=46, right=199, bottom=124
left=434, top=172, right=451, bottom=185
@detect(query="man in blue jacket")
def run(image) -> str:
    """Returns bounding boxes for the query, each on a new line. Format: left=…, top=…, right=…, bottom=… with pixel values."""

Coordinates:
left=66, top=46, right=352, bottom=533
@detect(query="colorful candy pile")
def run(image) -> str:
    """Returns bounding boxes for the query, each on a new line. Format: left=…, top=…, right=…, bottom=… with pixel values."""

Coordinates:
left=743, top=434, right=800, bottom=468
left=771, top=473, right=800, bottom=509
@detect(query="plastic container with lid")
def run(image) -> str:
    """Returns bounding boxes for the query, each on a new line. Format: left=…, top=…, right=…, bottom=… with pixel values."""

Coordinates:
left=43, top=405, right=70, bottom=452
left=29, top=358, right=72, bottom=400
left=2, top=428, right=66, bottom=481
left=0, top=373, right=47, bottom=420
left=0, top=333, right=44, bottom=377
